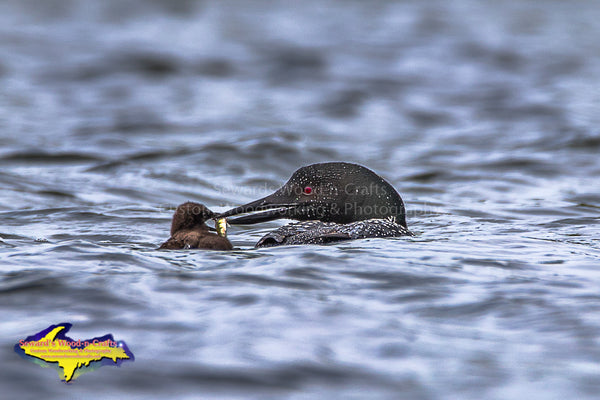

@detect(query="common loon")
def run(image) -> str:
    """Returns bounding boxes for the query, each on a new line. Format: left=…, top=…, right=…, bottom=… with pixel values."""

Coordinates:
left=159, top=202, right=233, bottom=250
left=218, top=162, right=413, bottom=247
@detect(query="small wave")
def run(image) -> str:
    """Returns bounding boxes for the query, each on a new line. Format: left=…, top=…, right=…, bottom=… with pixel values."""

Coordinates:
left=0, top=152, right=103, bottom=165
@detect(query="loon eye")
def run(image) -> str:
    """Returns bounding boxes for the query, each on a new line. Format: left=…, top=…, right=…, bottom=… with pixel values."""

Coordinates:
left=303, top=186, right=313, bottom=195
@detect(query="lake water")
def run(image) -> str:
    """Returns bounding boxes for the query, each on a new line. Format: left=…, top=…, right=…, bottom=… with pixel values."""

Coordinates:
left=1, top=1, right=599, bottom=399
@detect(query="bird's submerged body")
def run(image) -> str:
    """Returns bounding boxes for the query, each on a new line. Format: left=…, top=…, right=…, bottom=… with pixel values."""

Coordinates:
left=255, top=218, right=413, bottom=247
left=159, top=229, right=233, bottom=250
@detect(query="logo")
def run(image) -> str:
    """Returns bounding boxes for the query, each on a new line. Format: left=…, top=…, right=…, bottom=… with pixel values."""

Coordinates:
left=14, top=323, right=134, bottom=383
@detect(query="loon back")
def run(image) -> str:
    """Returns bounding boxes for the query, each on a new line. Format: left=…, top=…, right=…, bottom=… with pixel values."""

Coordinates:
left=255, top=219, right=413, bottom=248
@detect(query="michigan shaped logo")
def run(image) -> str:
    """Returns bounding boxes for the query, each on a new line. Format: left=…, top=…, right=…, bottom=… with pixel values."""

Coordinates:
left=15, top=323, right=134, bottom=383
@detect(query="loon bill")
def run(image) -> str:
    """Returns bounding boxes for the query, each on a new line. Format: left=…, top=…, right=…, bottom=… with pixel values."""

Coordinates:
left=218, top=162, right=413, bottom=247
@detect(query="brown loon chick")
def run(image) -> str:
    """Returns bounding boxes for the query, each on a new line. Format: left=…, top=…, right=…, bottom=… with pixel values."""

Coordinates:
left=159, top=202, right=233, bottom=250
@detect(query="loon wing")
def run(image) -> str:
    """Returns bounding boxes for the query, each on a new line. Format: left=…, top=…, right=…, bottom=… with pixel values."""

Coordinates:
left=255, top=221, right=351, bottom=247
left=256, top=231, right=351, bottom=247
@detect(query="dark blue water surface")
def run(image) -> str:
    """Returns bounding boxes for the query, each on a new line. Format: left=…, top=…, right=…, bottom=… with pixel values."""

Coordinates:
left=1, top=1, right=600, bottom=399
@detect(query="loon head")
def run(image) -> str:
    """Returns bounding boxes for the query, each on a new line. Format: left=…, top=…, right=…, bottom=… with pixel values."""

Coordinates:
left=219, top=162, right=407, bottom=227
left=170, top=202, right=215, bottom=235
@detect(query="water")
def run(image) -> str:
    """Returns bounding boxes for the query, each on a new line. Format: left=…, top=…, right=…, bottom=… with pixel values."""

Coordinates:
left=1, top=1, right=599, bottom=398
